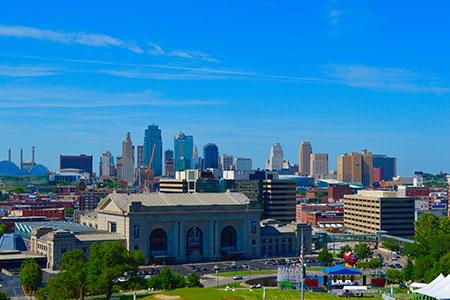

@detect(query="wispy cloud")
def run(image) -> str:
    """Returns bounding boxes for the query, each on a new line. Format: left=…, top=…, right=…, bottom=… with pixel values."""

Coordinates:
left=0, top=24, right=144, bottom=54
left=0, top=86, right=224, bottom=109
left=324, top=0, right=374, bottom=36
left=148, top=42, right=218, bottom=62
left=0, top=64, right=60, bottom=77
left=0, top=24, right=216, bottom=62
left=2, top=54, right=448, bottom=94
left=326, top=64, right=450, bottom=94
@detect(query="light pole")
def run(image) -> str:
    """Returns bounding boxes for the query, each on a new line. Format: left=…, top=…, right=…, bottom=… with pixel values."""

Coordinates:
left=300, top=227, right=305, bottom=300
left=216, top=270, right=219, bottom=287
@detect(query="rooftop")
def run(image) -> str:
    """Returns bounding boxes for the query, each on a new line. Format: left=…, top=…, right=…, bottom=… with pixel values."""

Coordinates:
left=98, top=192, right=251, bottom=212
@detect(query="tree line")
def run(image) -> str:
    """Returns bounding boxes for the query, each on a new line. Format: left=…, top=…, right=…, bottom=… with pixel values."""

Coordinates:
left=19, top=241, right=201, bottom=300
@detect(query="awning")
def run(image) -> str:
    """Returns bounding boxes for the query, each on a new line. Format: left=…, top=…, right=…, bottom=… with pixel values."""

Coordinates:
left=322, top=265, right=362, bottom=275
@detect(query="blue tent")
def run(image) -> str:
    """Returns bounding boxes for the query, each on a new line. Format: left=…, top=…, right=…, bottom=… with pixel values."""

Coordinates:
left=322, top=265, right=362, bottom=275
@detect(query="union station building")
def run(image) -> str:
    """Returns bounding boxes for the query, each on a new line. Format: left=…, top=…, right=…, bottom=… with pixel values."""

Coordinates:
left=81, top=192, right=262, bottom=263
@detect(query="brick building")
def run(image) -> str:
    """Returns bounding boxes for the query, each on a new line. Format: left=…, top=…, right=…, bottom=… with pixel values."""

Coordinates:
left=328, top=184, right=353, bottom=202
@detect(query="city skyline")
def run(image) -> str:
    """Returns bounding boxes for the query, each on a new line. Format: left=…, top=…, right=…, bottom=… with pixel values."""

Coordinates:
left=0, top=1, right=449, bottom=174
left=0, top=128, right=440, bottom=176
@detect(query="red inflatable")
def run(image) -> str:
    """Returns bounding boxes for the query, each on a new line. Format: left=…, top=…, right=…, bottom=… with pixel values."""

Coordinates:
left=343, top=250, right=358, bottom=266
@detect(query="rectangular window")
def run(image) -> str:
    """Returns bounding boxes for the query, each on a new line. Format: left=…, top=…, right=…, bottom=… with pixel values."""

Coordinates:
left=109, top=222, right=117, bottom=233
left=251, top=221, right=257, bottom=234
left=134, top=225, right=140, bottom=239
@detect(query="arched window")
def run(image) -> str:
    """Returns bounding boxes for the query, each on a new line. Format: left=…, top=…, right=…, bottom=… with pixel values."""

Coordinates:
left=221, top=225, right=237, bottom=253
left=149, top=228, right=168, bottom=256
left=186, top=226, right=203, bottom=256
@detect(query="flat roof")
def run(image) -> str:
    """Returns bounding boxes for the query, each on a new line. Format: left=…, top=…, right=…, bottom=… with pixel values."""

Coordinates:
left=98, top=192, right=251, bottom=212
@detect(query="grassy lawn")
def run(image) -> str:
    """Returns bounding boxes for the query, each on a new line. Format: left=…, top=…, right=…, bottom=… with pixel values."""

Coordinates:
left=143, top=288, right=382, bottom=300
left=217, top=282, right=245, bottom=288
left=215, top=270, right=277, bottom=277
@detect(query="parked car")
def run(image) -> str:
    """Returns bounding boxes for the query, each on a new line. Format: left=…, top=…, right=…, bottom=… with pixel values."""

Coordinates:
left=233, top=275, right=243, bottom=280
left=213, top=265, right=220, bottom=271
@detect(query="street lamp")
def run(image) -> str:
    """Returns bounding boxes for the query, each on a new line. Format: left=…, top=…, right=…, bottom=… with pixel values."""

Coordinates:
left=216, top=270, right=219, bottom=287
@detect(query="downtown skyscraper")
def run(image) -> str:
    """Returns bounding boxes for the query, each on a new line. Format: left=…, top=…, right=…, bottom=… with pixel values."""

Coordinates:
left=174, top=131, right=194, bottom=171
left=298, top=141, right=312, bottom=175
left=118, top=132, right=135, bottom=186
left=267, top=143, right=283, bottom=171
left=143, top=124, right=162, bottom=176
left=203, top=143, right=219, bottom=169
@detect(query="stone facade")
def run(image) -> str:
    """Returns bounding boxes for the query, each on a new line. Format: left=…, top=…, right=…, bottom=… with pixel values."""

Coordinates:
left=81, top=192, right=261, bottom=264
left=31, top=226, right=125, bottom=270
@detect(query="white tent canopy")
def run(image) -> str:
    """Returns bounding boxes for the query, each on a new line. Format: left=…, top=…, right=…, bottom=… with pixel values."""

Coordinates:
left=415, top=274, right=450, bottom=300
left=410, top=282, right=427, bottom=289
left=343, top=286, right=368, bottom=291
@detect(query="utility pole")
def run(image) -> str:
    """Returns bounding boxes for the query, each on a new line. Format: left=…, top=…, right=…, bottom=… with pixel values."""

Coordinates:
left=300, top=226, right=304, bottom=300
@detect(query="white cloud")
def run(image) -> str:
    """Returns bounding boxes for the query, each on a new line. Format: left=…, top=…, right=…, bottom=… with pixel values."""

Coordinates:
left=326, top=64, right=450, bottom=94
left=0, top=86, right=224, bottom=108
left=148, top=41, right=218, bottom=62
left=0, top=24, right=144, bottom=54
left=0, top=24, right=216, bottom=61
left=0, top=65, right=60, bottom=77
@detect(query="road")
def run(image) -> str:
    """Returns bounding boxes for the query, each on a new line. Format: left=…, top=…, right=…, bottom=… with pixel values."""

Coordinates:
left=0, top=273, right=25, bottom=299
left=201, top=274, right=275, bottom=288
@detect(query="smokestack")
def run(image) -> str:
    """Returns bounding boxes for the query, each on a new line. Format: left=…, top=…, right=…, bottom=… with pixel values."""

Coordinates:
left=8, top=149, right=11, bottom=162
left=32, top=146, right=35, bottom=165
left=20, top=148, right=23, bottom=169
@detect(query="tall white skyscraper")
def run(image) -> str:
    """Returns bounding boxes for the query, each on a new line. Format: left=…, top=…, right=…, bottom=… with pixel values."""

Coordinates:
left=118, top=132, right=135, bottom=186
left=267, top=143, right=283, bottom=170
left=100, top=151, right=112, bottom=178
left=310, top=153, right=328, bottom=178
left=298, top=141, right=312, bottom=175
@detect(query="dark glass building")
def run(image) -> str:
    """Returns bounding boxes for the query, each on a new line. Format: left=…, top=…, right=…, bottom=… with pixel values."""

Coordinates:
left=143, top=124, right=163, bottom=176
left=60, top=154, right=93, bottom=174
left=373, top=154, right=396, bottom=181
left=164, top=149, right=174, bottom=177
left=203, top=143, right=219, bottom=169
left=174, top=132, right=193, bottom=171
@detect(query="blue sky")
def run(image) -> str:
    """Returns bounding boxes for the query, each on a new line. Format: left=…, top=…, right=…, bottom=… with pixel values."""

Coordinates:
left=0, top=1, right=449, bottom=174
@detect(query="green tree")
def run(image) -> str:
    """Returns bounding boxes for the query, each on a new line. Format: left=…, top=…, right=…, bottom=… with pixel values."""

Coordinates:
left=318, top=248, right=334, bottom=266
left=440, top=217, right=450, bottom=234
left=402, top=257, right=414, bottom=282
left=415, top=213, right=440, bottom=242
left=61, top=249, right=87, bottom=300
left=19, top=259, right=42, bottom=296
left=64, top=207, right=74, bottom=218
left=186, top=272, right=201, bottom=287
left=383, top=238, right=400, bottom=252
left=86, top=241, right=144, bottom=300
left=36, top=273, right=76, bottom=300
left=338, top=245, right=352, bottom=259
left=413, top=255, right=435, bottom=282
left=354, top=243, right=373, bottom=260
left=0, top=291, right=10, bottom=300
left=386, top=269, right=402, bottom=284
left=147, top=267, right=186, bottom=290
left=0, top=223, right=6, bottom=237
